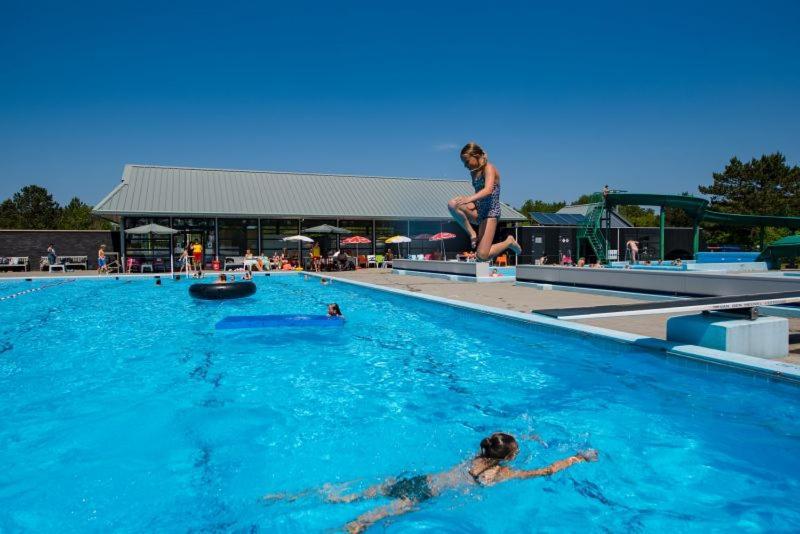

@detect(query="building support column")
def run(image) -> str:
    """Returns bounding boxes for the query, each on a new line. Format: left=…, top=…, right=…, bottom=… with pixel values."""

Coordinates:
left=692, top=219, right=700, bottom=258
left=257, top=219, right=262, bottom=255
left=515, top=225, right=519, bottom=266
left=214, top=218, right=219, bottom=263
left=659, top=206, right=666, bottom=261
left=119, top=217, right=126, bottom=272
left=759, top=226, right=766, bottom=251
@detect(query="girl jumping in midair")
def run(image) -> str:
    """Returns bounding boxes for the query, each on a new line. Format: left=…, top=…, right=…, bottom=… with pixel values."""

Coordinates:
left=447, top=142, right=522, bottom=261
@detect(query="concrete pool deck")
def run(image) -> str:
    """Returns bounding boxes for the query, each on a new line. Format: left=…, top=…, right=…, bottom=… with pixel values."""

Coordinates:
left=323, top=269, right=800, bottom=366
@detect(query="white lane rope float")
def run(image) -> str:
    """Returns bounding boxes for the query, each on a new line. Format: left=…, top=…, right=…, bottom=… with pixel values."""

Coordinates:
left=0, top=279, right=76, bottom=302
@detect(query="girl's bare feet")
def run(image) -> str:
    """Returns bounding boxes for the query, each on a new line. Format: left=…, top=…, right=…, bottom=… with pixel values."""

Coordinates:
left=507, top=237, right=522, bottom=255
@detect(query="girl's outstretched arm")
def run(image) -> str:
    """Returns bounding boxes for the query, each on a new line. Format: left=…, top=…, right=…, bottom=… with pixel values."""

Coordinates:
left=499, top=449, right=598, bottom=482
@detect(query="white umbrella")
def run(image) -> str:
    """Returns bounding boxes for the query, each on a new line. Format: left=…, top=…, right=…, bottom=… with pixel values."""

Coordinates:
left=125, top=223, right=178, bottom=275
left=283, top=235, right=314, bottom=267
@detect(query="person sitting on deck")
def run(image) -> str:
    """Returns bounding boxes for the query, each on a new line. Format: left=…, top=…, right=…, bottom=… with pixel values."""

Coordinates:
left=265, top=433, right=597, bottom=533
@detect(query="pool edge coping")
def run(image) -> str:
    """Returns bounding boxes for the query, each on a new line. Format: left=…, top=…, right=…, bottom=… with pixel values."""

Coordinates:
left=312, top=273, right=800, bottom=384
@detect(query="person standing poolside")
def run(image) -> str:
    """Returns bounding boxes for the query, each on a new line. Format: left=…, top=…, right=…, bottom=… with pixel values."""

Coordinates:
left=46, top=243, right=57, bottom=267
left=97, top=244, right=107, bottom=274
left=447, top=142, right=522, bottom=262
left=266, top=432, right=598, bottom=533
left=626, top=239, right=639, bottom=264
left=191, top=241, right=204, bottom=274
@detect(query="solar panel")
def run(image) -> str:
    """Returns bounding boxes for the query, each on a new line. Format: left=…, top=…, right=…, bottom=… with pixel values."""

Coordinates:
left=530, top=212, right=586, bottom=226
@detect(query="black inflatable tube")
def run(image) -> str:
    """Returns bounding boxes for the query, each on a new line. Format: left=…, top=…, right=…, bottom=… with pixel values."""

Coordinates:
left=189, top=281, right=257, bottom=300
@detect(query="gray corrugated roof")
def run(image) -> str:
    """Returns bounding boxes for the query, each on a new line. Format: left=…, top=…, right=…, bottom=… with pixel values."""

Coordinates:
left=93, top=165, right=526, bottom=221
left=557, top=204, right=632, bottom=228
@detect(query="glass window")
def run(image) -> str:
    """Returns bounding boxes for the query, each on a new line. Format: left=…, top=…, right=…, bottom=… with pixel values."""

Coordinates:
left=123, top=217, right=172, bottom=268
left=218, top=219, right=258, bottom=258
left=261, top=219, right=300, bottom=258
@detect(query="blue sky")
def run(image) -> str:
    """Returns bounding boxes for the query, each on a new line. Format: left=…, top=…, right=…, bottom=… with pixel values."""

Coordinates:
left=1, top=1, right=798, bottom=208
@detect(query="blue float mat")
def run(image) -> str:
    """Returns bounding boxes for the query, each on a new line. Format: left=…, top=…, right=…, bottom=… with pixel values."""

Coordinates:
left=215, top=314, right=344, bottom=330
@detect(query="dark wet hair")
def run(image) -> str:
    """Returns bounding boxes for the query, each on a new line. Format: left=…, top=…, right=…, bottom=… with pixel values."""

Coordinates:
left=479, top=433, right=518, bottom=460
left=329, top=303, right=342, bottom=316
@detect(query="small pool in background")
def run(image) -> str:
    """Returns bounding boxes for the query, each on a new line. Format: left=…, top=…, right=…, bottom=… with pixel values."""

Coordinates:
left=1, top=275, right=799, bottom=532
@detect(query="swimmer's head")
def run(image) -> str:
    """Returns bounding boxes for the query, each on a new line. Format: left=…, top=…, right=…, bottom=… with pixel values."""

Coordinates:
left=460, top=142, right=487, bottom=170
left=327, top=303, right=342, bottom=316
left=218, top=273, right=227, bottom=282
left=478, top=433, right=518, bottom=461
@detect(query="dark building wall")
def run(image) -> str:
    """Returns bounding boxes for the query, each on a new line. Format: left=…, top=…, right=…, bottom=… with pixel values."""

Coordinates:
left=0, top=230, right=119, bottom=270
left=516, top=226, right=702, bottom=264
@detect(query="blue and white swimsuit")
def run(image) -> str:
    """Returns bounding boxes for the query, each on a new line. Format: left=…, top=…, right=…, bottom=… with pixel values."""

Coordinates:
left=472, top=172, right=502, bottom=223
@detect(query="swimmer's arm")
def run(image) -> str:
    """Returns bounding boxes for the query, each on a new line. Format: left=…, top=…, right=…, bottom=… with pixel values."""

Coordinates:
left=497, top=450, right=598, bottom=482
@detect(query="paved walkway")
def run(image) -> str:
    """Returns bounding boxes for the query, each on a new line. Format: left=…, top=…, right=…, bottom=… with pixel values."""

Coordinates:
left=324, top=269, right=800, bottom=364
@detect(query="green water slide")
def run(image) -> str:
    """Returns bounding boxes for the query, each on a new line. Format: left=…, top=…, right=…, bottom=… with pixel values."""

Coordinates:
left=577, top=192, right=800, bottom=263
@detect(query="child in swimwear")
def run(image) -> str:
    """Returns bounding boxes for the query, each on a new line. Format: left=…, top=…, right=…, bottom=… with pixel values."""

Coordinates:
left=327, top=303, right=342, bottom=317
left=447, top=143, right=522, bottom=262
left=266, top=432, right=597, bottom=533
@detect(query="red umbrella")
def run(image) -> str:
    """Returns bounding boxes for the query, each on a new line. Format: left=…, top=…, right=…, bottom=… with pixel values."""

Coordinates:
left=341, top=235, right=371, bottom=266
left=429, top=232, right=457, bottom=260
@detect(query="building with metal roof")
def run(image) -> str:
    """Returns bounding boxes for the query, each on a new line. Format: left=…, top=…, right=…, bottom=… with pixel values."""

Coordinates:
left=94, top=165, right=525, bottom=267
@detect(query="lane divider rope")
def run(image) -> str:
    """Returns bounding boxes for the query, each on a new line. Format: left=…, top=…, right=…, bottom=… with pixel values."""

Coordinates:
left=0, top=279, right=76, bottom=302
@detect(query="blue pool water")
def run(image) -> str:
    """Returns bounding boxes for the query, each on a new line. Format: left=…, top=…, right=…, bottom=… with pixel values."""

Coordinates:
left=1, top=274, right=799, bottom=532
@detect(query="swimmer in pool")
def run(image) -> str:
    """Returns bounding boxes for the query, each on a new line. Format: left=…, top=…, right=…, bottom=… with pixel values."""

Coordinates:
left=327, top=303, right=342, bottom=317
left=215, top=273, right=227, bottom=284
left=266, top=432, right=597, bottom=533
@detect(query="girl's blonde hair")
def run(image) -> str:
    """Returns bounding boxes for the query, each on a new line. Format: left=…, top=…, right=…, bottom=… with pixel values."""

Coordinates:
left=460, top=142, right=488, bottom=167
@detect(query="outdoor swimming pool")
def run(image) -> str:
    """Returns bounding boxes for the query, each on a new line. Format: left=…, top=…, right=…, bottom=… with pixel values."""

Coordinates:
left=1, top=275, right=799, bottom=532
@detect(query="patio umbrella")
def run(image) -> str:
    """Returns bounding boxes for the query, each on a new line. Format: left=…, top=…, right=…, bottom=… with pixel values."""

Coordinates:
left=303, top=224, right=351, bottom=235
left=429, top=232, right=457, bottom=260
left=125, top=223, right=179, bottom=275
left=304, top=224, right=352, bottom=254
left=385, top=235, right=411, bottom=258
left=283, top=235, right=314, bottom=243
left=341, top=235, right=371, bottom=266
left=283, top=235, right=314, bottom=267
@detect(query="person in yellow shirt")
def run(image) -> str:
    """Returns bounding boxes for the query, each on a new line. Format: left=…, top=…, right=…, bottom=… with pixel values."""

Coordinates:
left=311, top=241, right=322, bottom=272
left=191, top=241, right=203, bottom=273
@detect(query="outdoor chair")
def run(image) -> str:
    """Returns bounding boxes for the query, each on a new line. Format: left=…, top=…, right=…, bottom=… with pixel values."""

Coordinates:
left=495, top=255, right=508, bottom=267
left=104, top=253, right=121, bottom=274
left=357, top=255, right=367, bottom=268
left=366, top=255, right=377, bottom=268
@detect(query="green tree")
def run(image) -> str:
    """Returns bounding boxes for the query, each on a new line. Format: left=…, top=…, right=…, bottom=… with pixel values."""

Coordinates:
left=59, top=197, right=94, bottom=229
left=617, top=205, right=659, bottom=227
left=12, top=185, right=62, bottom=229
left=0, top=199, right=20, bottom=228
left=665, top=192, right=695, bottom=227
left=517, top=199, right=567, bottom=222
left=699, top=153, right=800, bottom=248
